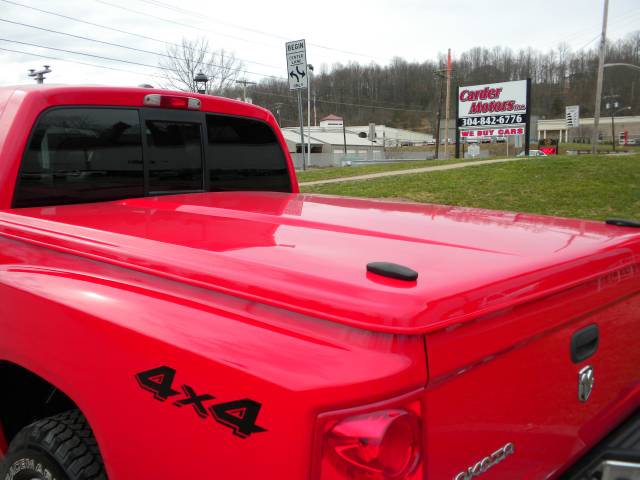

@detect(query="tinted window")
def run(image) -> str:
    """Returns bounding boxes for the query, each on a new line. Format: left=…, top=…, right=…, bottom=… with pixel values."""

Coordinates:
left=206, top=114, right=291, bottom=192
left=146, top=120, right=204, bottom=193
left=14, top=108, right=143, bottom=208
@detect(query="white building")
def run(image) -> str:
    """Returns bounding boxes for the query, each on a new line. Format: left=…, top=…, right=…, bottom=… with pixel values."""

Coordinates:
left=319, top=114, right=344, bottom=128
left=280, top=127, right=382, bottom=155
left=537, top=115, right=640, bottom=142
left=348, top=125, right=434, bottom=147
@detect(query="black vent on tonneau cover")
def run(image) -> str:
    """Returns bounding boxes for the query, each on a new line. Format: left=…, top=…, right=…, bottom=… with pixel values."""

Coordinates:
left=606, top=219, right=640, bottom=228
left=367, top=262, right=418, bottom=281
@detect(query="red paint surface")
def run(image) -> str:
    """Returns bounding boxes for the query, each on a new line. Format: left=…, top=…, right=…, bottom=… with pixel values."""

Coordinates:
left=0, top=85, right=638, bottom=478
left=0, top=422, right=6, bottom=458
left=540, top=146, right=557, bottom=155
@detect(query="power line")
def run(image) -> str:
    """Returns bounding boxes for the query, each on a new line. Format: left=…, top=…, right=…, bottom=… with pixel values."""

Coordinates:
left=131, top=0, right=392, bottom=63
left=94, top=0, right=282, bottom=54
left=0, top=41, right=429, bottom=113
left=135, top=0, right=290, bottom=41
left=572, top=11, right=640, bottom=52
left=0, top=16, right=431, bottom=111
left=249, top=89, right=430, bottom=113
left=0, top=45, right=165, bottom=79
left=0, top=37, right=200, bottom=74
left=0, top=17, right=287, bottom=80
left=0, top=0, right=283, bottom=72
left=0, top=37, right=287, bottom=81
left=536, top=8, right=640, bottom=50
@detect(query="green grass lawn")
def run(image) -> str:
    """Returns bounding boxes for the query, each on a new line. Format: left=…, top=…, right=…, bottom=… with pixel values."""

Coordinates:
left=296, top=158, right=485, bottom=183
left=559, top=143, right=640, bottom=154
left=301, top=154, right=640, bottom=221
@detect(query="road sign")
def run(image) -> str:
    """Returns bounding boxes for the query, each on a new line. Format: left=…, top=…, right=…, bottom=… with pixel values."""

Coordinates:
left=285, top=39, right=308, bottom=90
left=514, top=134, right=523, bottom=148
left=566, top=105, right=580, bottom=128
left=468, top=143, right=480, bottom=158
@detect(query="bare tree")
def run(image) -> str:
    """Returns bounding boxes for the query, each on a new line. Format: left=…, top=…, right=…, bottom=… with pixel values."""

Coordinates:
left=158, top=37, right=244, bottom=94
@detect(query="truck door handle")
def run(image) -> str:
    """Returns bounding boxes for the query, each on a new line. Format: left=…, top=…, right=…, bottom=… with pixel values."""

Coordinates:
left=571, top=324, right=599, bottom=363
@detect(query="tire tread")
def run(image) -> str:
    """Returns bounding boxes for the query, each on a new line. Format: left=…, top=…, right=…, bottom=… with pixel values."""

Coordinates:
left=9, top=409, right=106, bottom=480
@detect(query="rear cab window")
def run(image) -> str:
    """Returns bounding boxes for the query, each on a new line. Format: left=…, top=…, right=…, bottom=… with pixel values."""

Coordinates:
left=14, top=108, right=144, bottom=208
left=13, top=107, right=291, bottom=208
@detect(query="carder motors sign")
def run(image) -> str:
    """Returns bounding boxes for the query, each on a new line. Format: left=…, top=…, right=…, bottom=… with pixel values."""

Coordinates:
left=457, top=79, right=529, bottom=138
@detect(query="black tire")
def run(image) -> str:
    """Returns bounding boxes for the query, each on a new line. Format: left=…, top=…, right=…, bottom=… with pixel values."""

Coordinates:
left=0, top=410, right=107, bottom=480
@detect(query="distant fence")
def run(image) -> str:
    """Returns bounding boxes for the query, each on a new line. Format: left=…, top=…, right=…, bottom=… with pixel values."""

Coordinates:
left=292, top=151, right=436, bottom=170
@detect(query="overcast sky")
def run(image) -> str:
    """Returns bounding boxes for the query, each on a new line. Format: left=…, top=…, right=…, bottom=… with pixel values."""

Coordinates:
left=1, top=0, right=638, bottom=87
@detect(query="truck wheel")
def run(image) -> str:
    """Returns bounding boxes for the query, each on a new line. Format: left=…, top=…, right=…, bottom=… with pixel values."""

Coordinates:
left=0, top=409, right=106, bottom=480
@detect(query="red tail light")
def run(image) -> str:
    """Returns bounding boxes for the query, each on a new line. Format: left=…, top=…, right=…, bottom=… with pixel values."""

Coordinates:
left=143, top=94, right=201, bottom=110
left=313, top=394, right=423, bottom=480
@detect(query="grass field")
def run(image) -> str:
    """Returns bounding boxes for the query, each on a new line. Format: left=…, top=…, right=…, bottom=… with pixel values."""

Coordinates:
left=300, top=154, right=640, bottom=221
left=385, top=142, right=640, bottom=156
left=296, top=158, right=482, bottom=183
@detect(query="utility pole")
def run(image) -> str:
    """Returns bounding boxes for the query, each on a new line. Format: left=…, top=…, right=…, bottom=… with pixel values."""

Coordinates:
left=236, top=79, right=256, bottom=102
left=609, top=105, right=631, bottom=151
left=343, top=119, right=347, bottom=154
left=297, top=89, right=306, bottom=170
left=274, top=102, right=284, bottom=126
left=455, top=79, right=460, bottom=159
left=28, top=65, right=51, bottom=84
left=444, top=49, right=452, bottom=159
left=434, top=72, right=444, bottom=160
left=313, top=92, right=317, bottom=126
left=591, top=0, right=609, bottom=154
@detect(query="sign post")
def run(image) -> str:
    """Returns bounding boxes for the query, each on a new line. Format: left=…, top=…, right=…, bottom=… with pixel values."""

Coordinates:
left=285, top=39, right=308, bottom=170
left=455, top=80, right=460, bottom=159
left=525, top=78, right=531, bottom=156
left=457, top=79, right=531, bottom=155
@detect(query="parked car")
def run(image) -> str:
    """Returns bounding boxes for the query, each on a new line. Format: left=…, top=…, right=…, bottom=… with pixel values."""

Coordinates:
left=0, top=85, right=639, bottom=480
left=518, top=149, right=548, bottom=157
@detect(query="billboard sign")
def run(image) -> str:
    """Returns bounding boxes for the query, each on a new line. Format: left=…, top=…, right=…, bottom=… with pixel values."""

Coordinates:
left=457, top=79, right=529, bottom=138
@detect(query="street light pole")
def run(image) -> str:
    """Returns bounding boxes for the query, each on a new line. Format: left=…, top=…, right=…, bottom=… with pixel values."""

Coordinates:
left=444, top=49, right=452, bottom=159
left=591, top=0, right=609, bottom=154
left=610, top=105, right=632, bottom=151
left=307, top=64, right=314, bottom=164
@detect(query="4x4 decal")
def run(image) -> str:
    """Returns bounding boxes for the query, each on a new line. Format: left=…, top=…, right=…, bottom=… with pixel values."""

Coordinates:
left=135, top=366, right=267, bottom=439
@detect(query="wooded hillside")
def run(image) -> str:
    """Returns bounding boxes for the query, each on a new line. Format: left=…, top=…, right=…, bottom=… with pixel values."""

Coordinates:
left=235, top=33, right=640, bottom=131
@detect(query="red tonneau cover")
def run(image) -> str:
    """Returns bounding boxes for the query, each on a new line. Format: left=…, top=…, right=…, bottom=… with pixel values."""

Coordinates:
left=1, top=192, right=639, bottom=334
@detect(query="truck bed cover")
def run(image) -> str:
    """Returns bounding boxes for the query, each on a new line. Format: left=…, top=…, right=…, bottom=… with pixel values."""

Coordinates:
left=1, top=191, right=638, bottom=334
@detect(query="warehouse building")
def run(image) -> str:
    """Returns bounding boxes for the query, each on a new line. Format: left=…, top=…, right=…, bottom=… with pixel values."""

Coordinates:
left=537, top=115, right=640, bottom=143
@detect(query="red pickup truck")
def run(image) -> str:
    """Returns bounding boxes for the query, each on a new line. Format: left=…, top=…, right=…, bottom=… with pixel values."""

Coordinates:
left=0, top=85, right=638, bottom=480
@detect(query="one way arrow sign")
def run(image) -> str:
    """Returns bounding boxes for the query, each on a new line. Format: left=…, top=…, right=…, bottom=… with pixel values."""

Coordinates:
left=286, top=39, right=308, bottom=90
